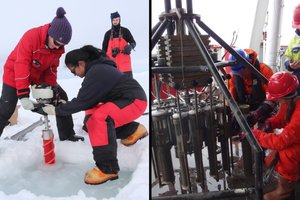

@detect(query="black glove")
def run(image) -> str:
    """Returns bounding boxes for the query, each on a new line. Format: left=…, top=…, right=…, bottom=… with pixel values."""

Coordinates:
left=245, top=112, right=258, bottom=127
left=261, top=120, right=272, bottom=132
left=111, top=48, right=120, bottom=58
left=231, top=117, right=241, bottom=135
left=122, top=44, right=132, bottom=55
left=255, top=101, right=276, bottom=123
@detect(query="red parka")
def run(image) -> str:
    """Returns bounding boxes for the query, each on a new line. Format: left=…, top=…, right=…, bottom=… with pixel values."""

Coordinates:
left=228, top=63, right=273, bottom=102
left=254, top=99, right=300, bottom=181
left=106, top=37, right=131, bottom=73
left=3, top=24, right=64, bottom=98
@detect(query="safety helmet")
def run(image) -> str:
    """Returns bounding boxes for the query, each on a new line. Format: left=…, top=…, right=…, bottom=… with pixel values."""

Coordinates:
left=228, top=49, right=249, bottom=74
left=292, top=4, right=300, bottom=29
left=266, top=72, right=299, bottom=101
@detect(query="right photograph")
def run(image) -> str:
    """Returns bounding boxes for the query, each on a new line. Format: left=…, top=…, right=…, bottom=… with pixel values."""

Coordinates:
left=151, top=0, right=300, bottom=200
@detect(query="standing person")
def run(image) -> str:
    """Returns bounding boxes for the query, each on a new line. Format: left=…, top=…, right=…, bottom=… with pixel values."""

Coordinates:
left=102, top=11, right=136, bottom=78
left=39, top=45, right=148, bottom=185
left=252, top=72, right=300, bottom=200
left=285, top=3, right=300, bottom=95
left=0, top=7, right=83, bottom=141
left=228, top=48, right=275, bottom=128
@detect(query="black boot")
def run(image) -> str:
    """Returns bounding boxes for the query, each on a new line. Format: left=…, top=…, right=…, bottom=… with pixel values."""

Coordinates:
left=62, top=135, right=85, bottom=142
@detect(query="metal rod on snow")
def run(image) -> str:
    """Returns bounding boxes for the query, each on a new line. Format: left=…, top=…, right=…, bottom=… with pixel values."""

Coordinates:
left=9, top=117, right=44, bottom=141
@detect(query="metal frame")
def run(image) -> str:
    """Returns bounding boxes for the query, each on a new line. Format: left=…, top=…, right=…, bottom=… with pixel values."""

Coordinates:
left=151, top=1, right=264, bottom=199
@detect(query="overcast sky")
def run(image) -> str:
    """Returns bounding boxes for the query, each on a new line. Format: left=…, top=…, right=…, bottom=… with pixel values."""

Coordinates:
left=0, top=0, right=149, bottom=76
left=152, top=0, right=299, bottom=48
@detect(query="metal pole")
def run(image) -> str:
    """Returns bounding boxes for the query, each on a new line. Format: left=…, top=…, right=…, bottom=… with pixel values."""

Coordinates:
left=195, top=17, right=268, bottom=84
left=152, top=18, right=169, bottom=50
left=152, top=188, right=254, bottom=200
left=164, top=0, right=171, bottom=12
left=187, top=0, right=193, bottom=14
left=184, top=16, right=264, bottom=200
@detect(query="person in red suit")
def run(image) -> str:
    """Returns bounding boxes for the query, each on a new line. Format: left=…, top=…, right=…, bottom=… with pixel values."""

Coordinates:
left=0, top=7, right=83, bottom=141
left=40, top=45, right=148, bottom=185
left=252, top=72, right=300, bottom=200
left=102, top=11, right=136, bottom=78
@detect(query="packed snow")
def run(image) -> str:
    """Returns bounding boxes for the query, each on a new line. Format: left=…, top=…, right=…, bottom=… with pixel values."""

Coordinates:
left=0, top=71, right=149, bottom=200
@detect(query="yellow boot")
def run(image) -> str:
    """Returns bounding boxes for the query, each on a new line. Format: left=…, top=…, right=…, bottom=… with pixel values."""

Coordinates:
left=84, top=167, right=118, bottom=185
left=121, top=124, right=148, bottom=146
left=264, top=176, right=295, bottom=200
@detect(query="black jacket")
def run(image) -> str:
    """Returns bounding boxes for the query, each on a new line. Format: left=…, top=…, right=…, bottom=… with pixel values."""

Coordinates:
left=56, top=57, right=146, bottom=116
left=102, top=26, right=136, bottom=52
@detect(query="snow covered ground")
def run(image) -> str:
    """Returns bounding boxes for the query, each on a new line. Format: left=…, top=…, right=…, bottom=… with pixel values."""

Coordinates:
left=0, top=71, right=149, bottom=200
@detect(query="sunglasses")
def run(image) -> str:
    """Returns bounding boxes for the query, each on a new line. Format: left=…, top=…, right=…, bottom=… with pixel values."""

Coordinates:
left=54, top=40, right=64, bottom=47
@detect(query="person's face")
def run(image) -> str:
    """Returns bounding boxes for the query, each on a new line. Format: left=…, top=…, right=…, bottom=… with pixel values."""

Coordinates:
left=237, top=67, right=251, bottom=79
left=48, top=36, right=65, bottom=50
left=112, top=17, right=120, bottom=26
left=67, top=61, right=86, bottom=78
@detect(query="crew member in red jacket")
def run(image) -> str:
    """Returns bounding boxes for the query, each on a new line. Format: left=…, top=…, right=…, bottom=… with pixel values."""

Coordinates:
left=38, top=45, right=148, bottom=185
left=228, top=48, right=274, bottom=111
left=252, top=72, right=300, bottom=200
left=0, top=7, right=83, bottom=141
left=102, top=11, right=136, bottom=78
left=228, top=48, right=276, bottom=130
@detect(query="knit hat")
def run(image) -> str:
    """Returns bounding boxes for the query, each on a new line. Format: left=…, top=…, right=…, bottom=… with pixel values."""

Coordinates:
left=111, top=11, right=120, bottom=20
left=48, top=7, right=72, bottom=45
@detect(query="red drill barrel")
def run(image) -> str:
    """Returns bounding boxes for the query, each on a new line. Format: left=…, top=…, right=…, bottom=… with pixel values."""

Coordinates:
left=42, top=129, right=55, bottom=164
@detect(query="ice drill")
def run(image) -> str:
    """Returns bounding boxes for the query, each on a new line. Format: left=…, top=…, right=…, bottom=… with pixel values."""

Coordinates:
left=32, top=84, right=56, bottom=164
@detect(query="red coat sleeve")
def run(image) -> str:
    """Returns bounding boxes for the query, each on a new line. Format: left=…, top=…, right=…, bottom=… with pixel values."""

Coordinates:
left=254, top=101, right=300, bottom=150
left=14, top=33, right=35, bottom=97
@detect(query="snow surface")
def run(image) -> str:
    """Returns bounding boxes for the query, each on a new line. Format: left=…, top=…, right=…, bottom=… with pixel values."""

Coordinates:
left=0, top=71, right=149, bottom=200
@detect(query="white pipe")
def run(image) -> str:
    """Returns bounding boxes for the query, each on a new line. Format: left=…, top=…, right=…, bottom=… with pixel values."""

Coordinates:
left=249, top=0, right=269, bottom=54
left=265, top=0, right=284, bottom=71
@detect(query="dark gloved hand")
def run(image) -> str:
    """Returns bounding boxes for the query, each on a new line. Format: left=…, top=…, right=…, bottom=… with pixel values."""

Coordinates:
left=122, top=44, right=132, bottom=55
left=111, top=48, right=120, bottom=58
left=231, top=117, right=241, bottom=134
left=255, top=101, right=276, bottom=123
left=261, top=120, right=272, bottom=133
left=245, top=111, right=258, bottom=127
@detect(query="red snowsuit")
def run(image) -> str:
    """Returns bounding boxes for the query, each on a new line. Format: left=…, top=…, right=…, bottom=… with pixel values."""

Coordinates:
left=3, top=24, right=62, bottom=98
left=106, top=36, right=132, bottom=73
left=102, top=26, right=136, bottom=77
left=55, top=57, right=147, bottom=174
left=0, top=24, right=76, bottom=140
left=254, top=99, right=300, bottom=181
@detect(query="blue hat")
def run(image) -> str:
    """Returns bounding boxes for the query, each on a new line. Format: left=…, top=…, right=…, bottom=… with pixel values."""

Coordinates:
left=111, top=11, right=120, bottom=20
left=228, top=49, right=248, bottom=74
left=48, top=7, right=72, bottom=45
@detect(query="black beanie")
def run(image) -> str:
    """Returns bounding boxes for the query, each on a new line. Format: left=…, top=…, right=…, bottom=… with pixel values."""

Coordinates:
left=110, top=11, right=120, bottom=20
left=48, top=7, right=72, bottom=45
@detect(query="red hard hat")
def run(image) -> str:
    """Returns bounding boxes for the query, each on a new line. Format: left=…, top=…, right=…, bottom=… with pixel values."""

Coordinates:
left=266, top=72, right=299, bottom=101
left=293, top=4, right=300, bottom=28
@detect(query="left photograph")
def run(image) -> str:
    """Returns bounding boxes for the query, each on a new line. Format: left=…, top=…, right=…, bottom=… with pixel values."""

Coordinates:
left=0, top=1, right=149, bottom=199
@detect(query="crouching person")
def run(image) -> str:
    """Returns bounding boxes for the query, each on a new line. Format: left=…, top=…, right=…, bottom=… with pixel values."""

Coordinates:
left=252, top=72, right=300, bottom=200
left=39, top=45, right=148, bottom=185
